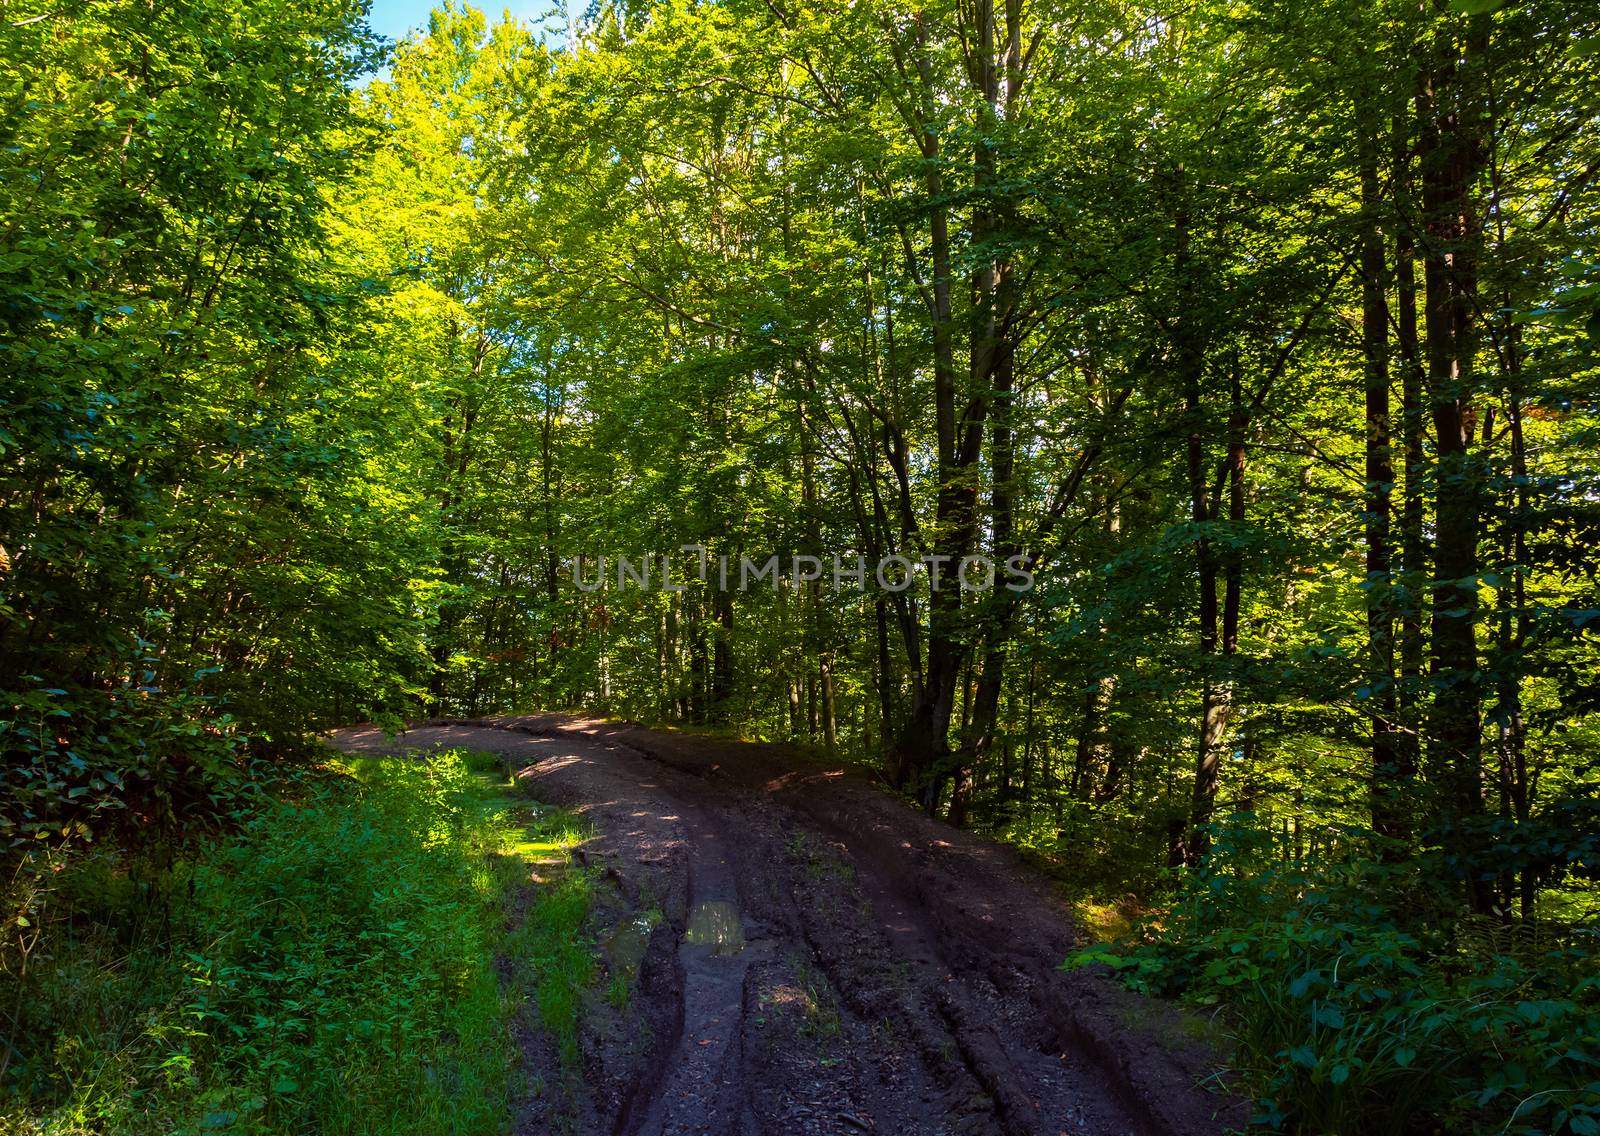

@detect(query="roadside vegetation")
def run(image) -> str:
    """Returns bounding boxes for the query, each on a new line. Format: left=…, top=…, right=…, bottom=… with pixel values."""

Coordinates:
left=1066, top=822, right=1600, bottom=1136
left=0, top=749, right=592, bottom=1136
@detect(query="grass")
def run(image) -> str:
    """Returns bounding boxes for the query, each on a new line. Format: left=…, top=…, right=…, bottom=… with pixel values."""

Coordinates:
left=0, top=747, right=595, bottom=1136
left=786, top=829, right=855, bottom=884
left=1068, top=895, right=1146, bottom=945
left=505, top=858, right=594, bottom=1072
left=793, top=956, right=843, bottom=1042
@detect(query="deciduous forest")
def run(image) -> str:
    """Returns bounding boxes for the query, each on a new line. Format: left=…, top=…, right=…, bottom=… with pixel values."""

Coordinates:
left=2, top=0, right=1597, bottom=1132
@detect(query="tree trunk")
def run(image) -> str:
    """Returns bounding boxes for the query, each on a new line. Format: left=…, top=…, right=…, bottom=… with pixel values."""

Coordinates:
left=820, top=653, right=838, bottom=754
left=1394, top=110, right=1428, bottom=800
left=1361, top=118, right=1404, bottom=843
left=1419, top=11, right=1490, bottom=911
left=710, top=587, right=734, bottom=724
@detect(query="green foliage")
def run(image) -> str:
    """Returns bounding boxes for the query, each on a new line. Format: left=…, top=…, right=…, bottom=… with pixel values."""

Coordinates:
left=1, top=676, right=243, bottom=847
left=1069, top=821, right=1600, bottom=1134
left=0, top=0, right=441, bottom=851
left=0, top=749, right=592, bottom=1136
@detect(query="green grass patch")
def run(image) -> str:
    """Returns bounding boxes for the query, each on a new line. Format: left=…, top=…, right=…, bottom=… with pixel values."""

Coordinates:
left=0, top=747, right=594, bottom=1136
left=1067, top=895, right=1145, bottom=945
left=508, top=870, right=593, bottom=1072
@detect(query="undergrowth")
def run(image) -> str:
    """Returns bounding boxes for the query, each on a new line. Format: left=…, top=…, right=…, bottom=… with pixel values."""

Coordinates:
left=1067, top=818, right=1600, bottom=1135
left=0, top=747, right=593, bottom=1136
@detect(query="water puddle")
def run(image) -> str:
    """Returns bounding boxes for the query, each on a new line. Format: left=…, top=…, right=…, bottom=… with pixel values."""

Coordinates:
left=684, top=900, right=746, bottom=956
left=604, top=913, right=658, bottom=979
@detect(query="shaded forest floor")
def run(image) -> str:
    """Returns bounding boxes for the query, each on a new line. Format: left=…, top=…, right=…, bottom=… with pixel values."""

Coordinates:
left=331, top=716, right=1246, bottom=1136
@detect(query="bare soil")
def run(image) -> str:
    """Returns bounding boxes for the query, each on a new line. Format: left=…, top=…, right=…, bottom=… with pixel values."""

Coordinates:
left=330, top=715, right=1248, bottom=1136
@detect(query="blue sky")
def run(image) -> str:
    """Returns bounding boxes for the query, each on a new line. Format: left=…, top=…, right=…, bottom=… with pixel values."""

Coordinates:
left=364, top=0, right=552, bottom=44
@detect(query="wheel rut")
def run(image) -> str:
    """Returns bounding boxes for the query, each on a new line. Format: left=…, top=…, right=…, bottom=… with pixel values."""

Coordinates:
left=329, top=717, right=1246, bottom=1136
left=626, top=803, right=775, bottom=1136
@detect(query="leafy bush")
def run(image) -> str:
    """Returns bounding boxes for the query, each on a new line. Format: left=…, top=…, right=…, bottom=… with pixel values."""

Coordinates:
left=1, top=674, right=247, bottom=849
left=167, top=754, right=510, bottom=1134
left=0, top=749, right=571, bottom=1136
left=1069, top=819, right=1600, bottom=1135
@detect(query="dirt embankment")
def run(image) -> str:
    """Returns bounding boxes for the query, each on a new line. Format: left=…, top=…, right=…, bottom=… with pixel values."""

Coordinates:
left=331, top=716, right=1247, bottom=1136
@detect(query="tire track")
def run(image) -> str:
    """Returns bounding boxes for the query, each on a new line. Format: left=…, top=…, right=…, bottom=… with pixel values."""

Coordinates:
left=331, top=718, right=1244, bottom=1136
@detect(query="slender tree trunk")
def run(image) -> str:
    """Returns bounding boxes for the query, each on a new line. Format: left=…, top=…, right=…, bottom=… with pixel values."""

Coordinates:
left=820, top=653, right=838, bottom=754
left=1419, top=12, right=1490, bottom=911
left=1072, top=681, right=1103, bottom=802
left=1499, top=321, right=1534, bottom=917
left=957, top=332, right=1016, bottom=819
left=874, top=597, right=895, bottom=752
left=1021, top=660, right=1037, bottom=808
left=890, top=77, right=966, bottom=801
left=1486, top=91, right=1534, bottom=918
left=1362, top=119, right=1404, bottom=843
left=905, top=22, right=968, bottom=809
left=1186, top=426, right=1228, bottom=868
left=1394, top=112, right=1428, bottom=801
left=688, top=604, right=707, bottom=724
left=710, top=588, right=734, bottom=724
left=1170, top=177, right=1237, bottom=868
left=888, top=4, right=1022, bottom=818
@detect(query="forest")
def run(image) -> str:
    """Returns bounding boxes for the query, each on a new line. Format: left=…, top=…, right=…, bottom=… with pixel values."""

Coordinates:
left=2, top=0, right=1598, bottom=1132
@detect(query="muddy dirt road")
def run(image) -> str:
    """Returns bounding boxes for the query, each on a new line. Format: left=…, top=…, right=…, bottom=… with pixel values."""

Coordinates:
left=331, top=716, right=1245, bottom=1136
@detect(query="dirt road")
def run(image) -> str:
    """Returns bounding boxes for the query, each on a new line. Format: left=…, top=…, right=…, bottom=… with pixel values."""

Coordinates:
left=331, top=716, right=1245, bottom=1136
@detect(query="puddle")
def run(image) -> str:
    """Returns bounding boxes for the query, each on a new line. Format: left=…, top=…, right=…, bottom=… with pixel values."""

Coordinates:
left=684, top=900, right=746, bottom=956
left=604, top=913, right=657, bottom=979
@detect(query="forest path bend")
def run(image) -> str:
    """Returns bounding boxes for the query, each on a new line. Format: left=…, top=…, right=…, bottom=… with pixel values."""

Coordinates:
left=329, top=717, right=1245, bottom=1136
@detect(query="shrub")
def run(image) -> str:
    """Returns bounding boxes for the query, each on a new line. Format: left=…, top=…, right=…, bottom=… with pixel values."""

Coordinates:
left=1068, top=818, right=1600, bottom=1135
